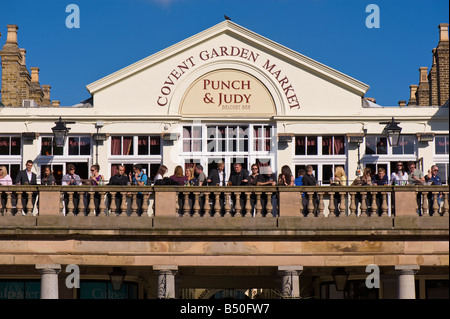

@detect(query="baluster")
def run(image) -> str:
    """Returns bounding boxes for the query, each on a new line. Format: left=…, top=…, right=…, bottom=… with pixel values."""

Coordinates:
left=16, top=192, right=23, bottom=215
left=142, top=193, right=149, bottom=217
left=88, top=191, right=96, bottom=216
left=360, top=192, right=367, bottom=217
left=245, top=192, right=252, bottom=217
left=130, top=193, right=137, bottom=216
left=380, top=192, right=388, bottom=216
left=421, top=192, right=429, bottom=217
left=175, top=191, right=180, bottom=216
left=203, top=193, right=211, bottom=217
left=339, top=192, right=346, bottom=216
left=265, top=192, right=273, bottom=218
left=213, top=192, right=221, bottom=217
left=234, top=192, right=242, bottom=217
left=193, top=192, right=201, bottom=217
left=99, top=192, right=106, bottom=216
left=26, top=191, right=33, bottom=215
left=110, top=192, right=117, bottom=217
left=183, top=191, right=191, bottom=217
left=442, top=192, right=449, bottom=216
left=317, top=192, right=324, bottom=217
left=224, top=192, right=232, bottom=217
left=370, top=192, right=378, bottom=216
left=67, top=192, right=75, bottom=216
left=78, top=192, right=85, bottom=216
left=120, top=192, right=128, bottom=216
left=328, top=192, right=335, bottom=217
left=254, top=192, right=262, bottom=217
left=307, top=192, right=314, bottom=217
left=5, top=192, right=13, bottom=216
left=432, top=192, right=439, bottom=216
left=60, top=192, right=64, bottom=216
left=299, top=192, right=304, bottom=217
left=349, top=192, right=357, bottom=217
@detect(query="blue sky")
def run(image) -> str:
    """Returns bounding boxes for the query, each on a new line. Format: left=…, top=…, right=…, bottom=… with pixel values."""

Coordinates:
left=0, top=0, right=448, bottom=106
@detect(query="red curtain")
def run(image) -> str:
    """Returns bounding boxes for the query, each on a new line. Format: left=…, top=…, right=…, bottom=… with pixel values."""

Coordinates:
left=111, top=137, right=121, bottom=155
left=334, top=136, right=345, bottom=155
left=122, top=137, right=132, bottom=155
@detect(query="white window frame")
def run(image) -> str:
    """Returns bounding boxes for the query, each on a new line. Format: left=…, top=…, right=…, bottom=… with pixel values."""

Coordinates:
left=36, top=134, right=93, bottom=181
left=180, top=123, right=277, bottom=179
left=108, top=135, right=163, bottom=181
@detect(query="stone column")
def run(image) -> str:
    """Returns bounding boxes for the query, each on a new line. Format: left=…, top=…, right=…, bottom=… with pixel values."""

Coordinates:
left=278, top=266, right=303, bottom=298
left=395, top=265, right=420, bottom=299
left=36, top=264, right=61, bottom=299
left=153, top=265, right=178, bottom=299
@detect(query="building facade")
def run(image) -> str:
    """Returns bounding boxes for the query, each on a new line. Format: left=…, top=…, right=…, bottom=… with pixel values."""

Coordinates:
left=0, top=21, right=448, bottom=300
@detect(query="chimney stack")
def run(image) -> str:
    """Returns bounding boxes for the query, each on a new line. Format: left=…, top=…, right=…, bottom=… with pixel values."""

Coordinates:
left=439, top=23, right=449, bottom=42
left=41, top=85, right=52, bottom=106
left=417, top=67, right=430, bottom=106
left=0, top=25, right=21, bottom=106
left=407, top=85, right=418, bottom=106
left=429, top=48, right=439, bottom=106
left=30, top=67, right=40, bottom=83
left=29, top=67, right=43, bottom=104
left=436, top=23, right=449, bottom=105
left=5, top=24, right=19, bottom=47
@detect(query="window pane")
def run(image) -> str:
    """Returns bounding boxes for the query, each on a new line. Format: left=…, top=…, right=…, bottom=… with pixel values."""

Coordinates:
left=111, top=136, right=121, bottom=155
left=334, top=136, right=345, bottom=155
left=122, top=137, right=133, bottom=155
left=183, top=127, right=191, bottom=139
left=377, top=137, right=387, bottom=154
left=10, top=137, right=21, bottom=155
left=0, top=137, right=9, bottom=155
left=307, top=136, right=317, bottom=155
left=138, top=136, right=149, bottom=155
left=322, top=136, right=332, bottom=155
left=79, top=137, right=91, bottom=155
left=68, top=137, right=79, bottom=155
left=322, top=165, right=333, bottom=184
left=41, top=137, right=52, bottom=155
left=403, top=136, right=415, bottom=154
left=150, top=136, right=160, bottom=155
left=365, top=136, right=376, bottom=155
left=193, top=126, right=202, bottom=138
left=295, top=136, right=306, bottom=155
left=435, top=136, right=446, bottom=154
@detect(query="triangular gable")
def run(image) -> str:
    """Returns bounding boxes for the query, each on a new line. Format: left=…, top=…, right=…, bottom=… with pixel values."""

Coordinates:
left=86, top=21, right=369, bottom=116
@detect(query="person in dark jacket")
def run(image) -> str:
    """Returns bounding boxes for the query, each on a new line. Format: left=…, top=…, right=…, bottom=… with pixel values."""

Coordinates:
left=302, top=165, right=318, bottom=216
left=15, top=160, right=37, bottom=214
left=108, top=165, right=129, bottom=215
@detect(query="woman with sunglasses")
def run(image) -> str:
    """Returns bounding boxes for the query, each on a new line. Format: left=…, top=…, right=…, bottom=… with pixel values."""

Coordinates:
left=391, top=162, right=408, bottom=186
left=90, top=164, right=105, bottom=186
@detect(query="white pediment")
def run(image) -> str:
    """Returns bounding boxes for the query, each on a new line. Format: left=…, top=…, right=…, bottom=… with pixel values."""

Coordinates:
left=86, top=20, right=370, bottom=117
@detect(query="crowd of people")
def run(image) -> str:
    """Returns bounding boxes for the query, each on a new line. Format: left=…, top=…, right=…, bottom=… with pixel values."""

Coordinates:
left=0, top=160, right=444, bottom=188
left=0, top=159, right=445, bottom=216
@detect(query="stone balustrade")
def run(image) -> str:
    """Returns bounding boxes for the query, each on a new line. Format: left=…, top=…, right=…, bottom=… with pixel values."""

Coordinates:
left=0, top=185, right=448, bottom=217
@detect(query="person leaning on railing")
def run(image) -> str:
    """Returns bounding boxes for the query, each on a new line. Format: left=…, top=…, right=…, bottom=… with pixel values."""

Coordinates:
left=61, top=164, right=82, bottom=215
left=0, top=166, right=13, bottom=214
left=107, top=165, right=128, bottom=216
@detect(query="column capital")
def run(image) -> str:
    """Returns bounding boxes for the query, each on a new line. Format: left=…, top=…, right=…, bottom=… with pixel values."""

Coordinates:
left=277, top=266, right=303, bottom=275
left=395, top=264, right=420, bottom=274
left=35, top=264, right=61, bottom=273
